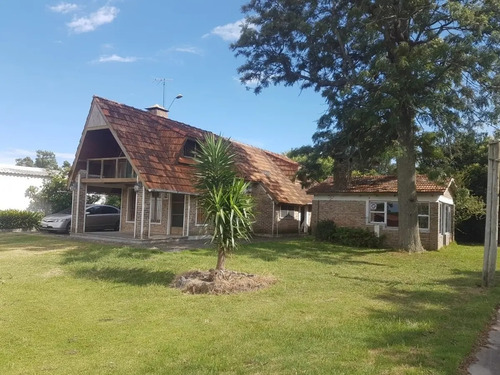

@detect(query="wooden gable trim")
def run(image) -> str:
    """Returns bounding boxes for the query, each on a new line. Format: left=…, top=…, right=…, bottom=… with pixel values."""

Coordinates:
left=68, top=98, right=144, bottom=189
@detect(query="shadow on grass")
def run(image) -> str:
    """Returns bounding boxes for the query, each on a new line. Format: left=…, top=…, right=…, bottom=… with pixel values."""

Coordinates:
left=61, top=245, right=163, bottom=264
left=0, top=232, right=79, bottom=252
left=231, top=237, right=393, bottom=267
left=57, top=241, right=175, bottom=286
left=71, top=266, right=176, bottom=286
left=359, top=269, right=500, bottom=374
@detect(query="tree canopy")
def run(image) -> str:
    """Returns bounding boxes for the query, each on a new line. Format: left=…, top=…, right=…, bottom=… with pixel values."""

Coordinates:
left=16, top=150, right=58, bottom=170
left=233, top=0, right=500, bottom=252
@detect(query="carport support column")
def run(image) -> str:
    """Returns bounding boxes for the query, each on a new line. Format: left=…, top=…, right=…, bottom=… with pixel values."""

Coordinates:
left=134, top=184, right=148, bottom=239
left=72, top=170, right=87, bottom=234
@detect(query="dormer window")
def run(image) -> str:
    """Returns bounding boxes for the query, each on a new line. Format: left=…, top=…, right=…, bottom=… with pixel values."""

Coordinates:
left=183, top=139, right=199, bottom=158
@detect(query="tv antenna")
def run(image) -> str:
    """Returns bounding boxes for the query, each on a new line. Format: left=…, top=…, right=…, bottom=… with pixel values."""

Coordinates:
left=153, top=77, right=172, bottom=107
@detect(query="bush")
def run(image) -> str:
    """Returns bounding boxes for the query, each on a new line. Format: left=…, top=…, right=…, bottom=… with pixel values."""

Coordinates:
left=315, top=220, right=337, bottom=241
left=315, top=220, right=385, bottom=248
left=332, top=226, right=385, bottom=248
left=0, top=210, right=43, bottom=230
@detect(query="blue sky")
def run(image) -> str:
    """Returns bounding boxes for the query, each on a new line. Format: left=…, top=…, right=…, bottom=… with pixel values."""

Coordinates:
left=0, top=0, right=327, bottom=166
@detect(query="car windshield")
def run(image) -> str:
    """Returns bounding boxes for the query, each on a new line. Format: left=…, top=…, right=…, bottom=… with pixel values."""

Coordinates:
left=56, top=207, right=72, bottom=214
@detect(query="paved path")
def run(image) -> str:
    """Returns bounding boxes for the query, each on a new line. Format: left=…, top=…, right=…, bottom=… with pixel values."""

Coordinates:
left=468, top=308, right=500, bottom=375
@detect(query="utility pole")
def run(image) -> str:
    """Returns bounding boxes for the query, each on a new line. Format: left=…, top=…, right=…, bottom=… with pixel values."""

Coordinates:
left=483, top=140, right=500, bottom=287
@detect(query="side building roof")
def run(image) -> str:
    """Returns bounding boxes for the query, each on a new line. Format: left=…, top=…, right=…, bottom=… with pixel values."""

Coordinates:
left=0, top=164, right=50, bottom=178
left=307, top=175, right=453, bottom=195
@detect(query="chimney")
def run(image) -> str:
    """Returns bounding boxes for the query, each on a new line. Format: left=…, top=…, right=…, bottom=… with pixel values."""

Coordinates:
left=146, top=104, right=168, bottom=118
left=332, top=153, right=352, bottom=191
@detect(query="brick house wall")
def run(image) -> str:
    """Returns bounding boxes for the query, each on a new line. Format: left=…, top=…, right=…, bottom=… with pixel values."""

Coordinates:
left=71, top=171, right=88, bottom=234
left=187, top=196, right=210, bottom=238
left=148, top=192, right=169, bottom=237
left=251, top=183, right=276, bottom=235
left=120, top=187, right=135, bottom=234
left=118, top=190, right=210, bottom=239
left=311, top=196, right=453, bottom=250
left=250, top=182, right=306, bottom=235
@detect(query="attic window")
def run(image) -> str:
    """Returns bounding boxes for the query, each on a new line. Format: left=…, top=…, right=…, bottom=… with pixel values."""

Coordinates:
left=183, top=139, right=199, bottom=158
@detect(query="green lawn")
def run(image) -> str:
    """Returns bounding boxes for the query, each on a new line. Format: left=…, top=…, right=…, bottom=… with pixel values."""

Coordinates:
left=1, top=233, right=499, bottom=375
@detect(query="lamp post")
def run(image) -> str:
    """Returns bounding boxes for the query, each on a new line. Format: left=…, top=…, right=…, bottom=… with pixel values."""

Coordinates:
left=168, top=94, right=183, bottom=111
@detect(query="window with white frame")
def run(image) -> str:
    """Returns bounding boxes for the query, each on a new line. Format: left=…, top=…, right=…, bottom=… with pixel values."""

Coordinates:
left=280, top=204, right=295, bottom=219
left=369, top=201, right=430, bottom=229
left=418, top=203, right=430, bottom=230
left=386, top=202, right=399, bottom=227
left=127, top=188, right=136, bottom=222
left=195, top=199, right=207, bottom=226
left=151, top=192, right=162, bottom=224
left=369, top=202, right=385, bottom=224
left=440, top=203, right=452, bottom=234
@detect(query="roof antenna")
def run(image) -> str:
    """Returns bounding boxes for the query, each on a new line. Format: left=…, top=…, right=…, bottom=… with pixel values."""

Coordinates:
left=153, top=77, right=172, bottom=107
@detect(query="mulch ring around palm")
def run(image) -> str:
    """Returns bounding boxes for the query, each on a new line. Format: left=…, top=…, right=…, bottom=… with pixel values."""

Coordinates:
left=171, top=269, right=276, bottom=295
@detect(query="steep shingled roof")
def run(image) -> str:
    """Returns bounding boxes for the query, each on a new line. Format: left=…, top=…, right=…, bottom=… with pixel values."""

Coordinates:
left=89, top=96, right=311, bottom=205
left=307, top=175, right=451, bottom=195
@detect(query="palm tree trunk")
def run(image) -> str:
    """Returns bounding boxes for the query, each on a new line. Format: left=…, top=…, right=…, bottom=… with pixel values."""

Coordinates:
left=216, top=248, right=226, bottom=270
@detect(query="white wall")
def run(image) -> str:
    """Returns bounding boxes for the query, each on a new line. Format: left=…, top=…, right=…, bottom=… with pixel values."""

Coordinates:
left=0, top=165, right=49, bottom=210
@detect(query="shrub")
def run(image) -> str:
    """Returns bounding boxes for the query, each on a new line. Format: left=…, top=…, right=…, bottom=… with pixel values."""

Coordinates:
left=315, top=220, right=337, bottom=241
left=332, top=226, right=385, bottom=248
left=315, top=219, right=385, bottom=248
left=0, top=210, right=43, bottom=230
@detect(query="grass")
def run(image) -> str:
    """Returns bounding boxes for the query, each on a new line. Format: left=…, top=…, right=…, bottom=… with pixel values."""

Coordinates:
left=0, top=233, right=499, bottom=375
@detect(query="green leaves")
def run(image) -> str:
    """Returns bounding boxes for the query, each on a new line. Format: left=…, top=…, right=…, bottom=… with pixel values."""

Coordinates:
left=195, top=134, right=254, bottom=269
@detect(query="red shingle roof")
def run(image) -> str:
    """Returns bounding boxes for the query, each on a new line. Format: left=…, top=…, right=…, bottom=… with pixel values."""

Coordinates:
left=307, top=175, right=450, bottom=195
left=91, top=96, right=311, bottom=205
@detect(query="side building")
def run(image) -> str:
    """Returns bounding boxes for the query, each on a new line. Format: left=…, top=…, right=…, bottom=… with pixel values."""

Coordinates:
left=307, top=175, right=455, bottom=250
left=0, top=164, right=50, bottom=211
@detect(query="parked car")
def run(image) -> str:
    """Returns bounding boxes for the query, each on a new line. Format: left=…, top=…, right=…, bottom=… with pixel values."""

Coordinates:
left=40, top=205, right=120, bottom=233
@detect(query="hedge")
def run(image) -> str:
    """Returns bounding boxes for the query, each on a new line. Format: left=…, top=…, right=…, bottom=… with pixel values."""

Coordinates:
left=0, top=210, right=43, bottom=230
left=315, top=219, right=385, bottom=248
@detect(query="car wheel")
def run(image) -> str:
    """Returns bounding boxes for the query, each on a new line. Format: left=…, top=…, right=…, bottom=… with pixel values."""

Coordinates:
left=66, top=222, right=71, bottom=234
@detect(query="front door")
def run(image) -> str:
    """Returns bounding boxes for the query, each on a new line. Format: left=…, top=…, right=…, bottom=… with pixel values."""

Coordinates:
left=170, top=194, right=184, bottom=236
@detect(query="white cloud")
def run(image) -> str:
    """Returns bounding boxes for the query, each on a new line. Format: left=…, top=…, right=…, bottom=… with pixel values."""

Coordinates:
left=94, top=54, right=138, bottom=63
left=204, top=18, right=246, bottom=42
left=173, top=46, right=203, bottom=56
left=49, top=2, right=79, bottom=14
left=55, top=152, right=75, bottom=162
left=67, top=6, right=119, bottom=33
left=233, top=75, right=264, bottom=89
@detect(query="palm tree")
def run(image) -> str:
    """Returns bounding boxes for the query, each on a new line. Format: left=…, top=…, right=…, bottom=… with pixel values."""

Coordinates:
left=195, top=134, right=254, bottom=271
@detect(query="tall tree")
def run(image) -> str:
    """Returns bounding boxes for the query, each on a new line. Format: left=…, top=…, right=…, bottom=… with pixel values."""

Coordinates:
left=233, top=0, right=500, bottom=252
left=26, top=163, right=72, bottom=214
left=15, top=157, right=35, bottom=167
left=34, top=150, right=58, bottom=170
left=195, top=134, right=254, bottom=270
left=286, top=145, right=334, bottom=187
left=15, top=150, right=58, bottom=169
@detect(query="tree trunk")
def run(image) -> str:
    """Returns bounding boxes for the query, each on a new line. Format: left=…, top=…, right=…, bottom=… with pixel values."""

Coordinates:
left=397, top=106, right=425, bottom=253
left=216, top=248, right=226, bottom=270
left=332, top=153, right=351, bottom=191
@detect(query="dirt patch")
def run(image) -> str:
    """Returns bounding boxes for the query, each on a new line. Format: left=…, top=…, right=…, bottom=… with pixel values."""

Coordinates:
left=171, top=269, right=276, bottom=295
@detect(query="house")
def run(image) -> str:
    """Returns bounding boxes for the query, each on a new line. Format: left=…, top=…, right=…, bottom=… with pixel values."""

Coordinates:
left=0, top=164, right=50, bottom=210
left=307, top=175, right=455, bottom=250
left=68, top=96, right=312, bottom=240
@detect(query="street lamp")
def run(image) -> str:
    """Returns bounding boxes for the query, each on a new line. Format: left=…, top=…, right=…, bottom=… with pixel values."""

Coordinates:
left=167, top=94, right=183, bottom=111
